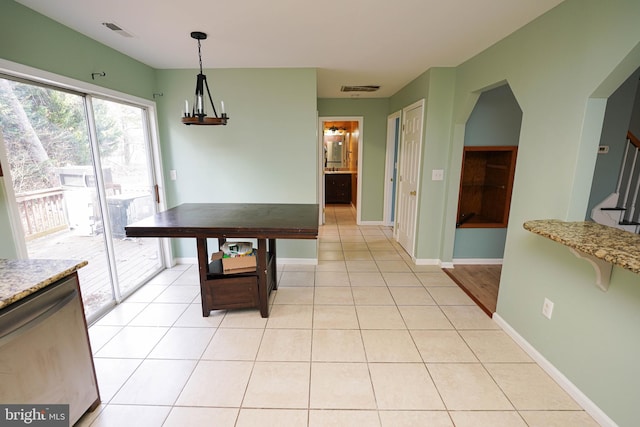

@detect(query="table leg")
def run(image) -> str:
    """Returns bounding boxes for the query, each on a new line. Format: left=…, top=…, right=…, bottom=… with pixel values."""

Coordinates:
left=257, top=238, right=269, bottom=317
left=269, top=238, right=277, bottom=290
left=196, top=237, right=210, bottom=317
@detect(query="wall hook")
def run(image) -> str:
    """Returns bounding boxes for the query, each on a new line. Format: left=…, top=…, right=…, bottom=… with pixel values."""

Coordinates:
left=153, top=93, right=164, bottom=98
left=91, top=72, right=106, bottom=80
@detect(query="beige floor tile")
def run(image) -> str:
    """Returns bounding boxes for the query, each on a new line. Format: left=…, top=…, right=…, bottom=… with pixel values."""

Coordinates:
left=382, top=272, right=422, bottom=287
left=92, top=358, right=142, bottom=402
left=361, top=330, right=422, bottom=362
left=319, top=241, right=343, bottom=251
left=312, top=329, right=366, bottom=362
left=427, top=363, right=513, bottom=410
left=111, top=359, right=196, bottom=405
left=279, top=271, right=315, bottom=287
left=346, top=260, right=379, bottom=272
left=243, top=361, right=310, bottom=408
left=417, top=272, right=457, bottom=286
left=342, top=242, right=369, bottom=251
left=315, top=260, right=347, bottom=272
left=171, top=265, right=200, bottom=286
left=376, top=260, right=413, bottom=272
left=370, top=250, right=403, bottom=261
left=257, top=329, right=312, bottom=361
left=94, top=326, right=168, bottom=358
left=449, top=411, right=527, bottom=426
left=318, top=250, right=345, bottom=261
left=352, top=286, right=395, bottom=305
left=411, top=265, right=445, bottom=273
left=176, top=360, right=253, bottom=406
left=201, top=328, right=263, bottom=360
left=127, top=303, right=190, bottom=327
left=219, top=308, right=268, bottom=328
left=148, top=327, right=215, bottom=359
left=390, top=287, right=436, bottom=305
left=237, top=409, right=307, bottom=427
left=411, top=330, right=478, bottom=363
left=398, top=306, right=454, bottom=330
left=88, top=325, right=122, bottom=353
left=310, top=362, right=376, bottom=409
left=440, top=305, right=500, bottom=330
left=378, top=411, right=453, bottom=427
left=459, top=330, right=532, bottom=362
left=86, top=404, right=170, bottom=427
left=266, top=304, right=313, bottom=328
left=485, top=363, right=581, bottom=410
left=280, top=263, right=316, bottom=272
left=174, top=303, right=226, bottom=327
left=356, top=305, right=406, bottom=329
left=153, top=285, right=199, bottom=303
left=163, top=407, right=238, bottom=427
left=314, top=286, right=354, bottom=305
left=313, top=305, right=359, bottom=329
left=344, top=250, right=374, bottom=261
left=315, top=271, right=351, bottom=286
left=309, top=409, right=380, bottom=426
left=273, top=287, right=314, bottom=304
left=93, top=302, right=149, bottom=326
left=519, top=410, right=601, bottom=426
left=348, top=271, right=386, bottom=286
left=126, top=284, right=169, bottom=302
left=426, top=287, right=475, bottom=305
left=369, top=363, right=445, bottom=409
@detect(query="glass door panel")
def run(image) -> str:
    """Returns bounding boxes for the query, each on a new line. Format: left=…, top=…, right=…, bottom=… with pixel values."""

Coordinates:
left=0, top=78, right=114, bottom=317
left=91, top=98, right=162, bottom=298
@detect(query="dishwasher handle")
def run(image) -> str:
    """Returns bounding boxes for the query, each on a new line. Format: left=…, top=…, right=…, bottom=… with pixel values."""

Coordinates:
left=0, top=288, right=78, bottom=348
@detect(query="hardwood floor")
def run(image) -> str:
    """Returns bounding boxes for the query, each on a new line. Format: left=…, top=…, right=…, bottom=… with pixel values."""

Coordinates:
left=443, top=264, right=501, bottom=316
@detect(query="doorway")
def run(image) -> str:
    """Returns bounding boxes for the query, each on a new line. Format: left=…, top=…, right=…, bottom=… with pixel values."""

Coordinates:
left=318, top=117, right=363, bottom=224
left=384, top=111, right=401, bottom=226
left=447, top=84, right=522, bottom=314
left=0, top=76, right=165, bottom=322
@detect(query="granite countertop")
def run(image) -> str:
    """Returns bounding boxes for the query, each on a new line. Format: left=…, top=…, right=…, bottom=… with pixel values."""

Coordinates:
left=523, top=219, right=640, bottom=274
left=0, top=259, right=88, bottom=310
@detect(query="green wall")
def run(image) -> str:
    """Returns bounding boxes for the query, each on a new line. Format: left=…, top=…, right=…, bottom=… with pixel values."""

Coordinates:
left=437, top=1, right=640, bottom=424
left=317, top=98, right=389, bottom=222
left=0, top=1, right=156, bottom=100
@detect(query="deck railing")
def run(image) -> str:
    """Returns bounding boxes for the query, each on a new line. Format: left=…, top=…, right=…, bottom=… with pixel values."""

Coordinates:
left=16, top=187, right=68, bottom=240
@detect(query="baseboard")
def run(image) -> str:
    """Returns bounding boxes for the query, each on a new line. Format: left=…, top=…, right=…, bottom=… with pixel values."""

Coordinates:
left=493, top=313, right=617, bottom=427
left=414, top=258, right=441, bottom=266
left=452, top=258, right=503, bottom=265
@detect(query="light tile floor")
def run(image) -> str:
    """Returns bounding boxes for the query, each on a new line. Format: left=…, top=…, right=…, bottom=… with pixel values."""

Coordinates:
left=78, top=205, right=600, bottom=426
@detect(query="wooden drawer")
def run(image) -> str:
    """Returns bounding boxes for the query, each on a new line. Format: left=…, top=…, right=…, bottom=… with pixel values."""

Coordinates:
left=201, top=275, right=259, bottom=310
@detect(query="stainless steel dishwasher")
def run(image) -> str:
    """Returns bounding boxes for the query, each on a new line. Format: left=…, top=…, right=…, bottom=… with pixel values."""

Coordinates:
left=0, top=274, right=100, bottom=425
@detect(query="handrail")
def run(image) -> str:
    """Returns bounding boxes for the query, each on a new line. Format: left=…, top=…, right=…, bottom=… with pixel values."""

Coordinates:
left=628, top=131, right=640, bottom=149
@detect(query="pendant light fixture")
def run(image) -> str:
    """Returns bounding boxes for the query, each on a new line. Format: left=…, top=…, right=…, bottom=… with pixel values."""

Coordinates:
left=182, top=31, right=229, bottom=125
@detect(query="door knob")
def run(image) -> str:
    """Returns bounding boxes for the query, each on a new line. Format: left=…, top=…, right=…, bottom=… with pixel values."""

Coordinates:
left=410, top=191, right=417, bottom=196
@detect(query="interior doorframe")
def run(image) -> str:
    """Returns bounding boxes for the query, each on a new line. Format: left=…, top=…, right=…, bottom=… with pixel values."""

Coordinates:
left=383, top=110, right=401, bottom=226
left=318, top=116, right=364, bottom=224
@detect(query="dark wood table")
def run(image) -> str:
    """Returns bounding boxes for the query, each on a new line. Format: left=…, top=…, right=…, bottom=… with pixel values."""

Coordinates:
left=125, top=203, right=319, bottom=317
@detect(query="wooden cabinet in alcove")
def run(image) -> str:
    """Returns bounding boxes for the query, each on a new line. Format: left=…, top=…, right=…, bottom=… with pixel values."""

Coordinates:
left=456, top=146, right=517, bottom=228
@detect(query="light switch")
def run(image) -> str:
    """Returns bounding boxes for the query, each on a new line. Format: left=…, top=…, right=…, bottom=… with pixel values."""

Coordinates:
left=170, top=170, right=177, bottom=181
left=432, top=169, right=444, bottom=181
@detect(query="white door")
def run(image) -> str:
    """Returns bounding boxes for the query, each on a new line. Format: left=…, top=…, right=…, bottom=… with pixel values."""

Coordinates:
left=396, top=100, right=424, bottom=256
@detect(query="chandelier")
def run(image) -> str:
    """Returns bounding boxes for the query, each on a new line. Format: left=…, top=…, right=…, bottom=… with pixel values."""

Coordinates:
left=182, top=31, right=229, bottom=126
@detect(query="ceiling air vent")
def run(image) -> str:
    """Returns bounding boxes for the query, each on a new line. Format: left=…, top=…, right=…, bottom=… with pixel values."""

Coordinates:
left=102, top=22, right=133, bottom=37
left=340, top=85, right=380, bottom=93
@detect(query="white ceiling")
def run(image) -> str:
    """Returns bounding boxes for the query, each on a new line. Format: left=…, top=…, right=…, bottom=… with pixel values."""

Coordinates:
left=15, top=0, right=564, bottom=98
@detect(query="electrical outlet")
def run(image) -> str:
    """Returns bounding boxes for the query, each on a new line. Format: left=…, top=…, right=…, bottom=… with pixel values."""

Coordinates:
left=542, top=298, right=554, bottom=319
left=432, top=169, right=444, bottom=181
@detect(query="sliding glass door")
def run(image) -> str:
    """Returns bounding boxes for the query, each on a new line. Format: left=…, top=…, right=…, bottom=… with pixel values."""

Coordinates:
left=0, top=77, right=164, bottom=321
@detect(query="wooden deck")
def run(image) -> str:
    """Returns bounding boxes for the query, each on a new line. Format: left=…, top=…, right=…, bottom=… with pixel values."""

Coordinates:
left=27, top=229, right=163, bottom=318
